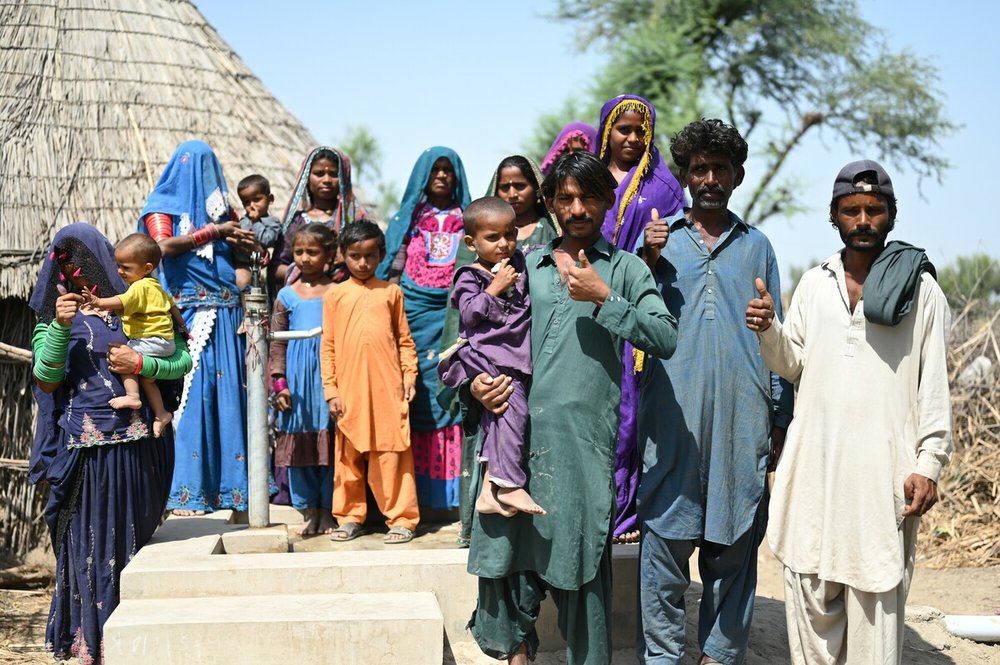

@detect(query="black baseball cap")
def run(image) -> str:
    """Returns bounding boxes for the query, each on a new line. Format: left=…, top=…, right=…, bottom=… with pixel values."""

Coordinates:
left=832, top=160, right=894, bottom=201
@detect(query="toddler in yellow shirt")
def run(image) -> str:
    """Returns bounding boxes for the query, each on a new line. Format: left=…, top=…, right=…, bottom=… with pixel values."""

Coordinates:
left=84, top=233, right=185, bottom=437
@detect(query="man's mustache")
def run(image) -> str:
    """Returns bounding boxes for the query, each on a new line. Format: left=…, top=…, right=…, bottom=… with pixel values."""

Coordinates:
left=565, top=216, right=594, bottom=224
left=695, top=185, right=725, bottom=197
left=847, top=228, right=879, bottom=238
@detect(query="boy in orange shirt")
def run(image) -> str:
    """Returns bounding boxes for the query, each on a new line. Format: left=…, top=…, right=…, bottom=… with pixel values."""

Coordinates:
left=321, top=221, right=420, bottom=543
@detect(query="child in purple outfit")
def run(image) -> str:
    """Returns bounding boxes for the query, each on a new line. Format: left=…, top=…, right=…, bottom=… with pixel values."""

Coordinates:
left=438, top=197, right=545, bottom=516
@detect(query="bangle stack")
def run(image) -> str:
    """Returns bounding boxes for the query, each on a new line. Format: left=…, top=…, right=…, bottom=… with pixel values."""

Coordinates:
left=190, top=224, right=221, bottom=247
left=273, top=378, right=289, bottom=393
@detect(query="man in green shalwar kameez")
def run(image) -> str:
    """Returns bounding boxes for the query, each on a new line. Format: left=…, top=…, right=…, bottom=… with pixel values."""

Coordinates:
left=466, top=152, right=679, bottom=664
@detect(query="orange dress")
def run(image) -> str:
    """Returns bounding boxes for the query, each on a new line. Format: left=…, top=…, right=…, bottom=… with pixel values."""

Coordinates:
left=320, top=276, right=418, bottom=452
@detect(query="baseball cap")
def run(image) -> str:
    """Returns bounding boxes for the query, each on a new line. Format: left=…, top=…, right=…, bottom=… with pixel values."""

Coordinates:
left=832, top=160, right=894, bottom=201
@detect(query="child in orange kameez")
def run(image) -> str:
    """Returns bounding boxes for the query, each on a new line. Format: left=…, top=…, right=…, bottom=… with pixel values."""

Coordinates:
left=321, top=221, right=421, bottom=543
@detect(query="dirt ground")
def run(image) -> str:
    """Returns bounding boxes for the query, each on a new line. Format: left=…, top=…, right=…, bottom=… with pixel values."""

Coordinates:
left=2, top=528, right=997, bottom=664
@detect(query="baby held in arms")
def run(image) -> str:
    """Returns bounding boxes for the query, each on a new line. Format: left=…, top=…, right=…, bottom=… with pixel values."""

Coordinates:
left=438, top=197, right=545, bottom=516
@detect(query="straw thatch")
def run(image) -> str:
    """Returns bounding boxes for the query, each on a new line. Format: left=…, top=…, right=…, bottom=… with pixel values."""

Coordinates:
left=918, top=307, right=1000, bottom=568
left=0, top=0, right=317, bottom=560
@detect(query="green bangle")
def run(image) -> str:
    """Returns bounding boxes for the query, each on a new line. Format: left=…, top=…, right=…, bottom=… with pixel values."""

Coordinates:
left=33, top=321, right=71, bottom=383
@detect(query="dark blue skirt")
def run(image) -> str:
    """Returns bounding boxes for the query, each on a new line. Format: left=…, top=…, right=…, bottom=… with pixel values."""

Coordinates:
left=44, top=430, right=173, bottom=661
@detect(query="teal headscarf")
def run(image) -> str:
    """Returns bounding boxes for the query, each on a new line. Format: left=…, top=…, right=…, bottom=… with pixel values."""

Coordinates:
left=376, top=146, right=471, bottom=279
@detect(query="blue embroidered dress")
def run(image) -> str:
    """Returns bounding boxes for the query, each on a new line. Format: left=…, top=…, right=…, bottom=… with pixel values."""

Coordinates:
left=139, top=140, right=249, bottom=512
left=29, top=223, right=181, bottom=664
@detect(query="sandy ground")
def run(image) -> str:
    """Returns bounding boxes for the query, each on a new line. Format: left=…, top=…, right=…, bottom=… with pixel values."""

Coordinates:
left=2, top=518, right=998, bottom=664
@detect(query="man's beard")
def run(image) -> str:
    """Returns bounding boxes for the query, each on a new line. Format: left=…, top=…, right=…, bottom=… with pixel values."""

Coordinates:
left=694, top=185, right=727, bottom=210
left=842, top=228, right=887, bottom=253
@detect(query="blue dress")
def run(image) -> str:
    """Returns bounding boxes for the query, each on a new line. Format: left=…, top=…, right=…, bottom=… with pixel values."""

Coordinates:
left=159, top=231, right=248, bottom=512
left=38, top=312, right=174, bottom=661
left=273, top=287, right=334, bottom=509
left=138, top=139, right=249, bottom=512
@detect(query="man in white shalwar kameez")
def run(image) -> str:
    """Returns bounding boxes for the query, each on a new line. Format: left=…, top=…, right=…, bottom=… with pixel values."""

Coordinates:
left=745, top=160, right=952, bottom=665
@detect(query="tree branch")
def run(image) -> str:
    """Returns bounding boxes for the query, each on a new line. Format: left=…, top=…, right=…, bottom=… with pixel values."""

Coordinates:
left=742, top=111, right=823, bottom=226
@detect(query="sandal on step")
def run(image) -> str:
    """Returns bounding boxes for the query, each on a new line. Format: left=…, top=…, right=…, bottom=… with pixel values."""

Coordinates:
left=330, top=522, right=363, bottom=542
left=384, top=526, right=414, bottom=544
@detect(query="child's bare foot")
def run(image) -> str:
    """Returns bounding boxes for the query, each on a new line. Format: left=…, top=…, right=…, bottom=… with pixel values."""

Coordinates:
left=497, top=488, right=546, bottom=515
left=296, top=508, right=321, bottom=536
left=317, top=511, right=336, bottom=534
left=475, top=482, right=516, bottom=517
left=152, top=411, right=173, bottom=438
left=109, top=395, right=142, bottom=410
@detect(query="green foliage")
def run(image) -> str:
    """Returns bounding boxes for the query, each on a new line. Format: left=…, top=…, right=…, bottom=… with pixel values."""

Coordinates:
left=337, top=125, right=400, bottom=223
left=540, top=0, right=956, bottom=226
left=937, top=254, right=1000, bottom=314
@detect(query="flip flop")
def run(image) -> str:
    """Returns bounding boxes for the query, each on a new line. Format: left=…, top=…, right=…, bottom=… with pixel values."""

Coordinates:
left=330, top=522, right=363, bottom=542
left=384, top=526, right=414, bottom=544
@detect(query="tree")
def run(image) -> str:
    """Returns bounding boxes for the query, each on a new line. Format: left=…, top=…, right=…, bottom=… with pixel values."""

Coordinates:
left=337, top=125, right=400, bottom=223
left=535, top=0, right=956, bottom=227
left=937, top=254, right=1000, bottom=318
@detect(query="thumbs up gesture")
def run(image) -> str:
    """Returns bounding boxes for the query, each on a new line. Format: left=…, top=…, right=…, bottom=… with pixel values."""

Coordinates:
left=746, top=277, right=775, bottom=332
left=568, top=249, right=611, bottom=305
left=642, top=208, right=669, bottom=265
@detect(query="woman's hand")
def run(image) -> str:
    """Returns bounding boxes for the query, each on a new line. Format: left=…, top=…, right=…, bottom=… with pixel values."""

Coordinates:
left=276, top=390, right=292, bottom=412
left=107, top=342, right=141, bottom=374
left=54, top=291, right=84, bottom=327
left=217, top=222, right=258, bottom=254
left=470, top=372, right=513, bottom=415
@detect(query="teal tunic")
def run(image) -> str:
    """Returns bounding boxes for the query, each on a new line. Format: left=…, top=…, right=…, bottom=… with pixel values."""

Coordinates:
left=468, top=236, right=678, bottom=590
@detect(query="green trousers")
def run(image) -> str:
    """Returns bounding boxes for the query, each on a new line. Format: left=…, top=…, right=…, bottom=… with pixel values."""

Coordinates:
left=468, top=544, right=613, bottom=664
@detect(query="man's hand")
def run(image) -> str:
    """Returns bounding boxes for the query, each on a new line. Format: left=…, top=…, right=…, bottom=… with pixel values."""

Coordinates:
left=328, top=397, right=344, bottom=420
left=568, top=250, right=611, bottom=305
left=276, top=390, right=292, bottom=412
left=470, top=372, right=513, bottom=415
left=54, top=290, right=83, bottom=327
left=404, top=382, right=416, bottom=402
left=768, top=426, right=787, bottom=472
left=746, top=277, right=775, bottom=332
left=485, top=259, right=519, bottom=297
left=107, top=342, right=140, bottom=374
left=642, top=208, right=669, bottom=265
left=901, top=474, right=938, bottom=517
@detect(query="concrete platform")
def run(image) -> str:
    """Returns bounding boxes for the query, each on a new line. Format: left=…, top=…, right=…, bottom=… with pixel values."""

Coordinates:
left=104, top=591, right=443, bottom=665
left=110, top=507, right=641, bottom=662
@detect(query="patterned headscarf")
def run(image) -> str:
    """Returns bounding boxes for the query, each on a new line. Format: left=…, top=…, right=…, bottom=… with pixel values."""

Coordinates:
left=597, top=95, right=684, bottom=250
left=281, top=146, right=364, bottom=233
left=541, top=122, right=598, bottom=174
left=29, top=223, right=126, bottom=324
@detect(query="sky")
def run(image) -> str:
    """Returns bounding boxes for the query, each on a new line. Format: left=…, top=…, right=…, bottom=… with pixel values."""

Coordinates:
left=194, top=0, right=999, bottom=283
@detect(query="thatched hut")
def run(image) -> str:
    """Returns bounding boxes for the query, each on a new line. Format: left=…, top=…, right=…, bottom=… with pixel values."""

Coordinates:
left=0, top=0, right=316, bottom=561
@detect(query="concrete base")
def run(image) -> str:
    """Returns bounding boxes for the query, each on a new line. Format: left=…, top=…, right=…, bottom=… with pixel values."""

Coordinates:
left=220, top=524, right=289, bottom=554
left=106, top=509, right=641, bottom=663
left=104, top=591, right=443, bottom=665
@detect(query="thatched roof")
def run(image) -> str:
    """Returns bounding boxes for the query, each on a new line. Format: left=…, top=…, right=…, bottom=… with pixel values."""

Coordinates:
left=0, top=0, right=316, bottom=299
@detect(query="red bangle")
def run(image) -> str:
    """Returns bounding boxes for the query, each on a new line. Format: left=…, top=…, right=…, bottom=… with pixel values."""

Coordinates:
left=190, top=224, right=221, bottom=247
left=133, top=352, right=144, bottom=375
left=273, top=378, right=288, bottom=393
left=145, top=212, right=173, bottom=242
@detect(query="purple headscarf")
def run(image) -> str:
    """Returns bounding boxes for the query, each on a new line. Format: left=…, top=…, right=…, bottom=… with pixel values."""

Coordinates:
left=540, top=122, right=598, bottom=174
left=597, top=95, right=684, bottom=252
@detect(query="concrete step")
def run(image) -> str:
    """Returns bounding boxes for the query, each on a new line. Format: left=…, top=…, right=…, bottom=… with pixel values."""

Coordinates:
left=103, top=591, right=443, bottom=665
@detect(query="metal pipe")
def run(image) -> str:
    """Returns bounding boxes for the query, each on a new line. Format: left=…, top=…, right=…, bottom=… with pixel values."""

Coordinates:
left=271, top=327, right=322, bottom=341
left=244, top=287, right=271, bottom=529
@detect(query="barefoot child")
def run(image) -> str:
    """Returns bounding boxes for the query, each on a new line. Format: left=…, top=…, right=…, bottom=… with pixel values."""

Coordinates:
left=234, top=174, right=281, bottom=289
left=321, top=221, right=421, bottom=544
left=270, top=224, right=338, bottom=536
left=438, top=197, right=545, bottom=516
left=82, top=233, right=184, bottom=437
